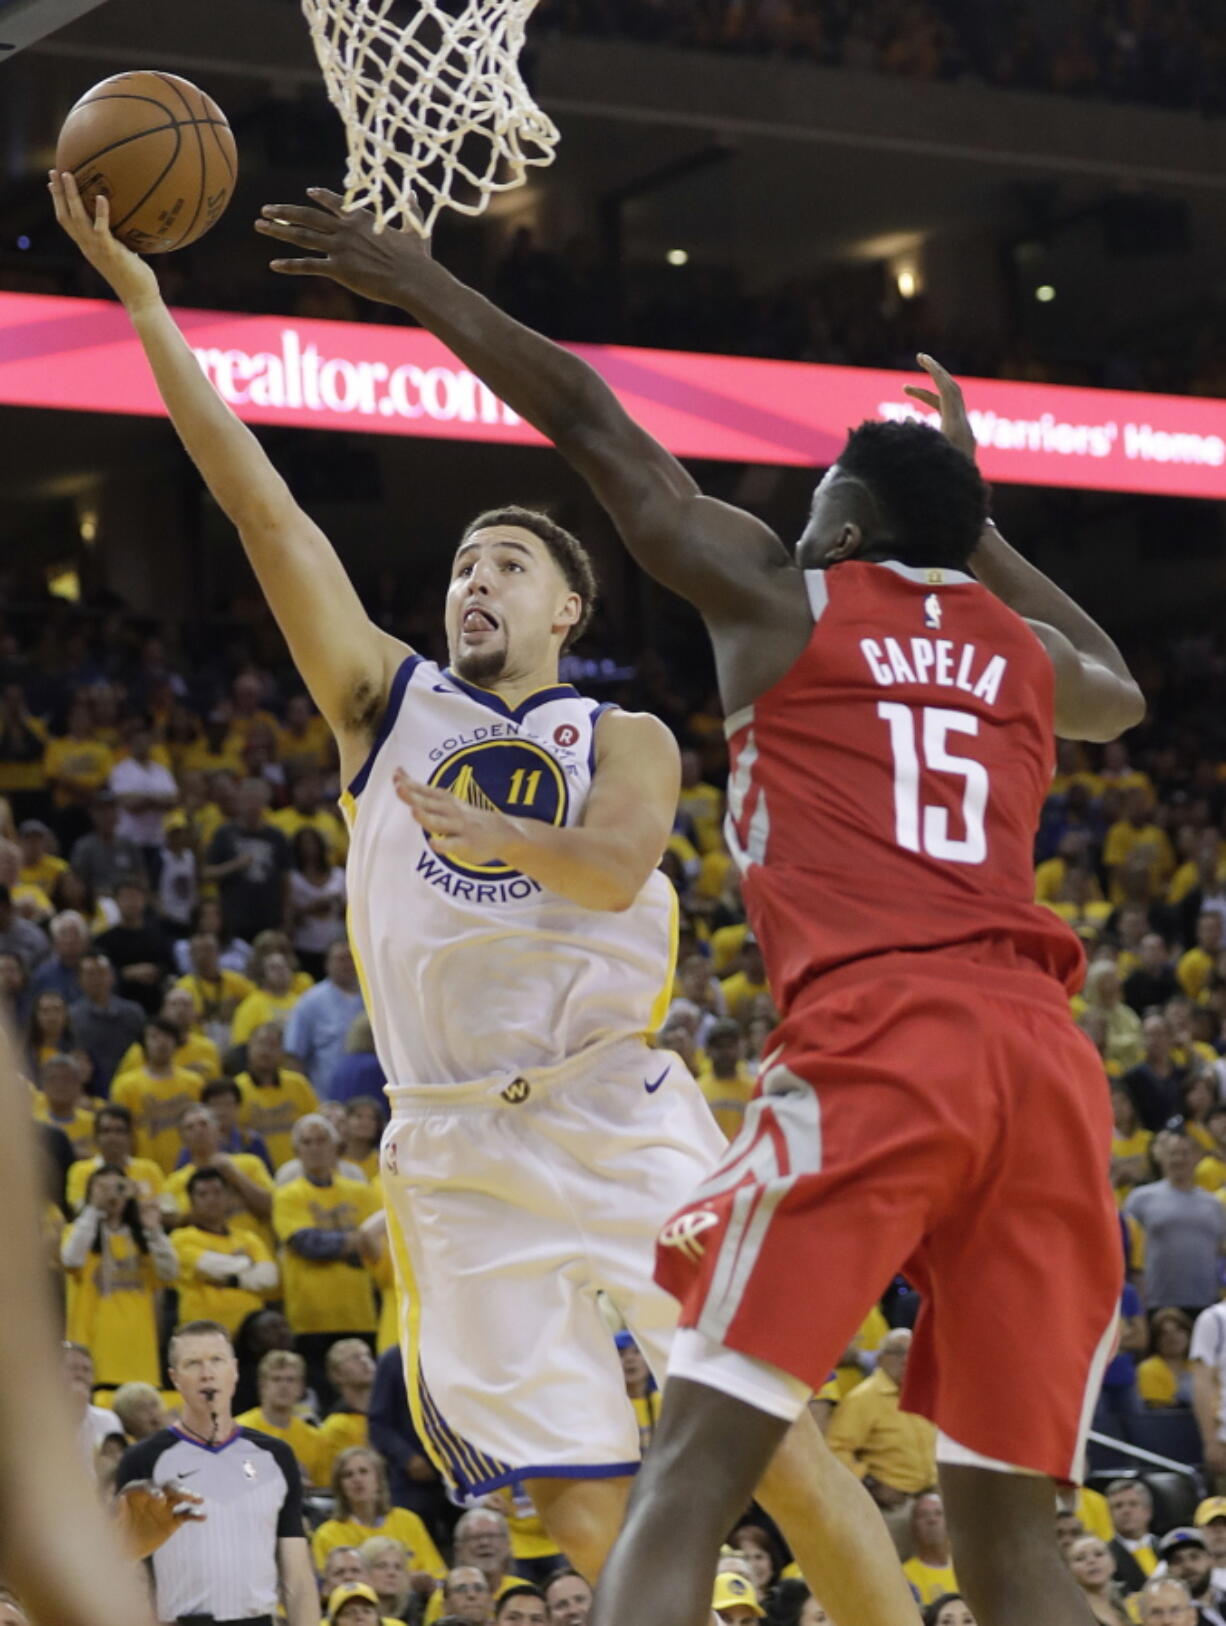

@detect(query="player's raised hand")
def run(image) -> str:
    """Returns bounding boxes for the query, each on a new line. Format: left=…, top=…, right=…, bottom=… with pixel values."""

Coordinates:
left=904, top=353, right=978, bottom=463
left=115, top=1480, right=205, bottom=1560
left=393, top=767, right=515, bottom=868
left=48, top=170, right=161, bottom=315
left=257, top=187, right=431, bottom=304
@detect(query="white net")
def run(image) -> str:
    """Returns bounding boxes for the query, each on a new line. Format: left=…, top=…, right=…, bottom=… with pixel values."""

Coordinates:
left=301, top=0, right=560, bottom=237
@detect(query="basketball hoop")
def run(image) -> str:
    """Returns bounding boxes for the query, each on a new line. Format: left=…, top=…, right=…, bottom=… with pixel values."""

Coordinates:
left=300, top=0, right=560, bottom=237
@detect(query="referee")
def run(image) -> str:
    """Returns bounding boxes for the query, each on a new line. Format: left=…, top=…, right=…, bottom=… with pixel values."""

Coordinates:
left=116, top=1319, right=320, bottom=1626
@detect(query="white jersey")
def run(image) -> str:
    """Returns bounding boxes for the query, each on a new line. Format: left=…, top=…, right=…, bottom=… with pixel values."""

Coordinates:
left=343, top=655, right=677, bottom=1085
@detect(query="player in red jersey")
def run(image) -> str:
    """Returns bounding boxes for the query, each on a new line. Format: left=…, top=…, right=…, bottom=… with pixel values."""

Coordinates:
left=256, top=200, right=1143, bottom=1626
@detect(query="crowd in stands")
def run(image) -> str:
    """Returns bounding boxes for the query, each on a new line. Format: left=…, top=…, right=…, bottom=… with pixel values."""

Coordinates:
left=0, top=592, right=1223, bottom=1624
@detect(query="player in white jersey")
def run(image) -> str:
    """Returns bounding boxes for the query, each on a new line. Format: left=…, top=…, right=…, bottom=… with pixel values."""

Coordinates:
left=54, top=169, right=923, bottom=1626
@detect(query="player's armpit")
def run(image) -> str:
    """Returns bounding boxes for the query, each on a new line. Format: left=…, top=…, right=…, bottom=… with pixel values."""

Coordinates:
left=1027, top=620, right=1147, bottom=743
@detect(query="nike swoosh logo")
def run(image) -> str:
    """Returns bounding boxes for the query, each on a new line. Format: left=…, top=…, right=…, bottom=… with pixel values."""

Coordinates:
left=174, top=1469, right=199, bottom=1479
left=432, top=684, right=456, bottom=694
left=644, top=1068, right=668, bottom=1094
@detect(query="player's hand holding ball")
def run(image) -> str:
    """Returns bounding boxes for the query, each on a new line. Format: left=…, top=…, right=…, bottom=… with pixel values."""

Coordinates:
left=394, top=767, right=517, bottom=868
left=48, top=170, right=161, bottom=315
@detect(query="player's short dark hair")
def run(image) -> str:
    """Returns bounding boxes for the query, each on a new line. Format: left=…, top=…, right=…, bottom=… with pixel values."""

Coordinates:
left=168, top=1318, right=233, bottom=1365
left=835, top=420, right=989, bottom=571
left=201, top=1076, right=242, bottom=1106
left=186, top=1167, right=226, bottom=1198
left=494, top=1585, right=546, bottom=1619
left=461, top=505, right=597, bottom=650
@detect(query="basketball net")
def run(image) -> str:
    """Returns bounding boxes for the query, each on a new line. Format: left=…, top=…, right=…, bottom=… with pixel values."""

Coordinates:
left=301, top=0, right=560, bottom=236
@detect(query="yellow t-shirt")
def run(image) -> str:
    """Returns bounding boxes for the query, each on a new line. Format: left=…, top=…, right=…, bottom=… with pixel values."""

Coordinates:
left=31, top=1093, right=95, bottom=1157
left=110, top=1067, right=203, bottom=1174
left=44, top=736, right=115, bottom=805
left=696, top=1062, right=756, bottom=1141
left=1112, top=1128, right=1153, bottom=1203
left=176, top=969, right=254, bottom=1025
left=0, top=714, right=48, bottom=793
left=116, top=1032, right=222, bottom=1082
left=312, top=1509, right=446, bottom=1578
left=236, top=1070, right=319, bottom=1170
left=1137, top=1356, right=1184, bottom=1408
left=316, top=1410, right=368, bottom=1483
left=66, top=1155, right=164, bottom=1213
left=1103, top=821, right=1175, bottom=900
left=710, top=923, right=750, bottom=976
left=719, top=970, right=769, bottom=1023
left=1075, top=1486, right=1115, bottom=1542
left=235, top=1406, right=329, bottom=1487
left=902, top=1558, right=958, bottom=1606
left=20, top=853, right=68, bottom=893
left=65, top=1227, right=162, bottom=1387
left=231, top=989, right=301, bottom=1047
left=179, top=741, right=245, bottom=778
left=1198, top=1155, right=1226, bottom=1194
left=172, top=1225, right=275, bottom=1336
left=164, top=1155, right=276, bottom=1243
left=275, top=716, right=333, bottom=775
left=268, top=805, right=349, bottom=863
left=371, top=1247, right=399, bottom=1356
left=1178, top=946, right=1215, bottom=1001
left=273, top=1175, right=378, bottom=1334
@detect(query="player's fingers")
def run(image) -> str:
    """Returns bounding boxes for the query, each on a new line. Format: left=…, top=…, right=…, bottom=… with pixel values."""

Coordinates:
left=307, top=186, right=349, bottom=216
left=259, top=203, right=338, bottom=234
left=93, top=191, right=111, bottom=233
left=254, top=218, right=332, bottom=251
left=268, top=258, right=331, bottom=277
left=903, top=387, right=940, bottom=410
left=917, top=352, right=961, bottom=398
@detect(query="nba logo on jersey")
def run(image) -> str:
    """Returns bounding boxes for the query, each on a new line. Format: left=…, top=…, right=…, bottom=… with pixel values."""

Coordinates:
left=923, top=592, right=942, bottom=629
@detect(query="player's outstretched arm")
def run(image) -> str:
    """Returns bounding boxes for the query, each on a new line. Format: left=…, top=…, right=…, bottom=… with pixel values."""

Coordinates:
left=394, top=710, right=679, bottom=911
left=256, top=192, right=792, bottom=620
left=49, top=170, right=400, bottom=754
left=907, top=354, right=1145, bottom=743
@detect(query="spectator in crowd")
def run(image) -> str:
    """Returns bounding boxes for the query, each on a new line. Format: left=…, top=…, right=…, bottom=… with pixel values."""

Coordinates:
left=164, top=1103, right=274, bottom=1233
left=174, top=926, right=254, bottom=1038
left=30, top=909, right=89, bottom=1003
left=69, top=791, right=146, bottom=902
left=0, top=949, right=30, bottom=1028
left=110, top=1380, right=168, bottom=1442
left=0, top=884, right=49, bottom=968
left=338, top=1097, right=384, bottom=1182
left=1112, top=1085, right=1154, bottom=1202
left=272, top=1114, right=378, bottom=1399
left=276, top=697, right=332, bottom=781
left=826, top=1327, right=937, bottom=1551
left=232, top=1305, right=298, bottom=1415
left=156, top=811, right=198, bottom=938
left=1179, top=914, right=1224, bottom=1002
left=128, top=983, right=222, bottom=1079
left=330, top=1012, right=386, bottom=1107
left=1194, top=1501, right=1226, bottom=1591
left=68, top=952, right=145, bottom=1095
left=902, top=1491, right=959, bottom=1605
left=44, top=699, right=115, bottom=848
left=1197, top=1293, right=1226, bottom=1479
left=326, top=1583, right=383, bottom=1626
left=322, top=1547, right=372, bottom=1601
left=0, top=685, right=49, bottom=823
left=17, top=820, right=66, bottom=900
left=109, top=726, right=177, bottom=882
left=616, top=1331, right=658, bottom=1454
left=286, top=826, right=347, bottom=980
left=109, top=1018, right=202, bottom=1173
left=436, top=1567, right=494, bottom=1625
left=1125, top=1131, right=1226, bottom=1315
left=235, top=1348, right=327, bottom=1487
left=1067, top=1534, right=1133, bottom=1625
left=193, top=1074, right=273, bottom=1171
left=1124, top=933, right=1181, bottom=1014
left=1157, top=1528, right=1226, bottom=1622
left=543, top=1570, right=590, bottom=1626
left=695, top=1017, right=755, bottom=1139
left=1194, top=1107, right=1226, bottom=1193
left=1134, top=1577, right=1199, bottom=1625
left=1138, top=1309, right=1196, bottom=1408
left=1083, top=960, right=1145, bottom=1073
left=26, top=988, right=73, bottom=1076
left=171, top=1165, right=278, bottom=1335
left=31, top=1054, right=94, bottom=1157
left=63, top=1340, right=123, bottom=1463
left=65, top=1103, right=163, bottom=1212
left=921, top=1599, right=972, bottom=1626
left=1107, top=1479, right=1160, bottom=1592
left=313, top=1446, right=447, bottom=1579
left=711, top=1571, right=764, bottom=1623
left=318, top=1337, right=377, bottom=1480
left=361, top=1533, right=437, bottom=1622
left=236, top=1022, right=319, bottom=1169
left=60, top=1163, right=177, bottom=1386
left=204, top=777, right=291, bottom=943
left=495, top=1588, right=547, bottom=1625
left=284, top=942, right=364, bottom=1098
left=231, top=949, right=302, bottom=1046
left=368, top=1344, right=450, bottom=1535
left=94, top=879, right=173, bottom=1014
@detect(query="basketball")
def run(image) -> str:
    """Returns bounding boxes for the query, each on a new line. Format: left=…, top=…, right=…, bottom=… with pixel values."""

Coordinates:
left=55, top=70, right=237, bottom=254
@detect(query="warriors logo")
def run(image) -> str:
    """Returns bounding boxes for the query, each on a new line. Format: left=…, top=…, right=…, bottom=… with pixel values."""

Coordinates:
left=427, top=738, right=569, bottom=879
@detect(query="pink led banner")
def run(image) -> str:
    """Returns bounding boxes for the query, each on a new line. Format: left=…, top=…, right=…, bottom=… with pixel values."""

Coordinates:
left=1, top=292, right=1224, bottom=498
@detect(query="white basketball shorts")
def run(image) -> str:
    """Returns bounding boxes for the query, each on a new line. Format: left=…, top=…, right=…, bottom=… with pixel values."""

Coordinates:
left=381, top=1039, right=726, bottom=1495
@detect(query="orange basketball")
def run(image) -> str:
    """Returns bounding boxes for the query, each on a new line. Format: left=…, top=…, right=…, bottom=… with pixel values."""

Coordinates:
left=55, top=70, right=237, bottom=254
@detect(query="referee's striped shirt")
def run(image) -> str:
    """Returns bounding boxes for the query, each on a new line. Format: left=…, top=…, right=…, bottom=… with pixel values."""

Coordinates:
left=116, top=1425, right=304, bottom=1622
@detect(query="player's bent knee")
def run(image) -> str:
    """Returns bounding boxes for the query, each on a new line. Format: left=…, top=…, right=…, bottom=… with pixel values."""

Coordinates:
left=524, top=1475, right=633, bottom=1580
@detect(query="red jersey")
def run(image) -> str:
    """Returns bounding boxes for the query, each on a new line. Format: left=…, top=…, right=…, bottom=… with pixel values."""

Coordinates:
left=725, top=558, right=1084, bottom=1010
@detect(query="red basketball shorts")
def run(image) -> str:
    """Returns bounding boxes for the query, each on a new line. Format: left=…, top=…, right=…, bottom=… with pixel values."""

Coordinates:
left=655, top=946, right=1122, bottom=1481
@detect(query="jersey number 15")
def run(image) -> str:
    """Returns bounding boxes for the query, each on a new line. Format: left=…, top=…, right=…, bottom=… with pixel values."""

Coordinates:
left=878, top=703, right=988, bottom=865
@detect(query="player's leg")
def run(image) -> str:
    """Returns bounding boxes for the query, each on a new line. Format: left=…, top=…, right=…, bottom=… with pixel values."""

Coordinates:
left=520, top=1475, right=633, bottom=1582
left=940, top=1465, right=1095, bottom=1626
left=589, top=1375, right=794, bottom=1626
left=756, top=1405, right=924, bottom=1626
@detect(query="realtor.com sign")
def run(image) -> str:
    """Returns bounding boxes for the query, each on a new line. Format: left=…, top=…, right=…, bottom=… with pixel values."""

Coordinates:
left=1, top=292, right=1225, bottom=500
